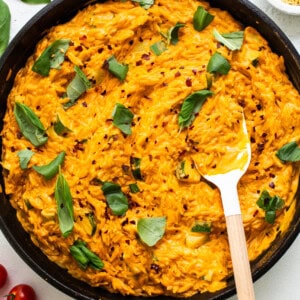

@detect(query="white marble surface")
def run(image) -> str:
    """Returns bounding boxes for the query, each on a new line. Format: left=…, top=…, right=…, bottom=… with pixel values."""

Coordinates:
left=0, top=0, right=299, bottom=299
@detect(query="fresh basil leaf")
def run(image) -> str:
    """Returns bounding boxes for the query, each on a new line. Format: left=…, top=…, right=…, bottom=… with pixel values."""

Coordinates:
left=129, top=183, right=140, bottom=193
left=70, top=243, right=89, bottom=269
left=32, top=39, right=70, bottom=76
left=213, top=29, right=244, bottom=51
left=54, top=169, right=74, bottom=237
left=54, top=115, right=71, bottom=136
left=256, top=190, right=284, bottom=224
left=101, top=182, right=128, bottom=216
left=17, top=149, right=34, bottom=170
left=21, top=0, right=51, bottom=3
left=150, top=40, right=167, bottom=56
left=105, top=55, right=128, bottom=82
left=130, top=157, right=143, bottom=181
left=193, top=6, right=214, bottom=31
left=207, top=52, right=231, bottom=75
left=33, top=151, right=66, bottom=180
left=14, top=102, right=48, bottom=147
left=137, top=216, right=167, bottom=247
left=265, top=210, right=276, bottom=224
left=131, top=0, right=154, bottom=9
left=64, top=66, right=91, bottom=108
left=112, top=103, right=134, bottom=135
left=0, top=0, right=10, bottom=57
left=70, top=240, right=104, bottom=270
left=87, top=213, right=97, bottom=236
left=167, top=22, right=185, bottom=45
left=276, top=141, right=300, bottom=162
left=178, top=90, right=213, bottom=129
left=191, top=221, right=211, bottom=233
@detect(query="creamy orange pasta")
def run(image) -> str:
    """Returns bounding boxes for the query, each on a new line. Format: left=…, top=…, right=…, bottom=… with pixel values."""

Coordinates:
left=1, top=0, right=300, bottom=297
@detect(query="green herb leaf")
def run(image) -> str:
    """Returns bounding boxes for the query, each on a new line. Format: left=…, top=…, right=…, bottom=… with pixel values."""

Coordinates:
left=87, top=213, right=97, bottom=236
left=178, top=90, right=213, bottom=129
left=213, top=29, right=244, bottom=51
left=191, top=221, right=211, bottom=233
left=101, top=182, right=128, bottom=216
left=32, top=39, right=70, bottom=76
left=130, top=157, right=143, bottom=181
left=131, top=0, right=154, bottom=9
left=33, top=151, right=66, bottom=180
left=54, top=115, right=71, bottom=136
left=175, top=161, right=188, bottom=180
left=256, top=190, right=284, bottom=224
left=112, top=103, right=134, bottom=135
left=54, top=169, right=74, bottom=237
left=137, top=216, right=167, bottom=247
left=0, top=0, right=11, bottom=57
left=193, top=6, right=214, bottom=31
left=207, top=52, right=231, bottom=75
left=21, top=0, right=51, bottom=3
left=150, top=40, right=167, bottom=56
left=70, top=240, right=104, bottom=270
left=129, top=183, right=140, bottom=193
left=276, top=141, right=300, bottom=162
left=14, top=102, right=48, bottom=147
left=167, top=22, right=185, bottom=45
left=64, top=66, right=91, bottom=108
left=17, top=149, right=35, bottom=170
left=105, top=55, right=128, bottom=82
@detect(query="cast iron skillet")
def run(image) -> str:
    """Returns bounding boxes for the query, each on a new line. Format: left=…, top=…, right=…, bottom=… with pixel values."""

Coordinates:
left=0, top=1, right=299, bottom=299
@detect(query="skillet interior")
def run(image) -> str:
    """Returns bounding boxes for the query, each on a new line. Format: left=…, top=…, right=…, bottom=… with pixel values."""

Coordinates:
left=0, top=0, right=299, bottom=299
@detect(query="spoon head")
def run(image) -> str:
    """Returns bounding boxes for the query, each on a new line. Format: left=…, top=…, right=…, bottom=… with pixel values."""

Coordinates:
left=200, top=114, right=251, bottom=182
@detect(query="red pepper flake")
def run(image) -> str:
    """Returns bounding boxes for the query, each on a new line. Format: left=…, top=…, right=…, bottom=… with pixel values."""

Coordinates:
left=150, top=263, right=161, bottom=274
left=238, top=99, right=246, bottom=108
left=98, top=48, right=104, bottom=54
left=269, top=182, right=275, bottom=189
left=185, top=77, right=192, bottom=87
left=82, top=102, right=88, bottom=107
left=257, top=143, right=265, bottom=152
left=73, top=141, right=85, bottom=152
left=141, top=53, right=151, bottom=60
left=75, top=45, right=83, bottom=52
left=174, top=71, right=181, bottom=77
left=256, top=104, right=262, bottom=110
left=253, top=210, right=259, bottom=217
left=136, top=60, right=142, bottom=66
left=79, top=35, right=87, bottom=40
left=192, top=69, right=197, bottom=75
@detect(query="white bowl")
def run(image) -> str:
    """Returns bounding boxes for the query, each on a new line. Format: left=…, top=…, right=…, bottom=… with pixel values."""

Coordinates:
left=267, top=0, right=300, bottom=15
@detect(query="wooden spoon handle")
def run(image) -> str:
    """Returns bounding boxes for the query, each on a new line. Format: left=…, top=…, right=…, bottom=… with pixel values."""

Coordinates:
left=226, top=214, right=255, bottom=300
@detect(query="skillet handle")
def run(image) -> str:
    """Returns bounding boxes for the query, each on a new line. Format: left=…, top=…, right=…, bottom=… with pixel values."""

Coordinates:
left=226, top=214, right=256, bottom=300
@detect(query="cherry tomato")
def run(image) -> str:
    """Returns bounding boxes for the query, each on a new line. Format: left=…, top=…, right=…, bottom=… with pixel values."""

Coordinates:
left=6, top=284, right=36, bottom=300
left=0, top=264, right=8, bottom=288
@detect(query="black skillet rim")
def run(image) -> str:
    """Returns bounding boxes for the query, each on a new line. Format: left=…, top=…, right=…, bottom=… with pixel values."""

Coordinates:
left=0, top=0, right=299, bottom=299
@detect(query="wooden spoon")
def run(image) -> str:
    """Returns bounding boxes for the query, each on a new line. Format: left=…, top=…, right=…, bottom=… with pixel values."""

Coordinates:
left=198, top=115, right=255, bottom=300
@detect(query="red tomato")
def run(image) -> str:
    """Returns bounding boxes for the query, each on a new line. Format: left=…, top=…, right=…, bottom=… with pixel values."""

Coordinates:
left=6, top=284, right=36, bottom=300
left=0, top=264, right=8, bottom=288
